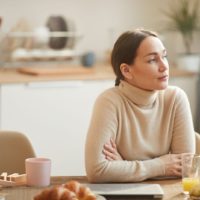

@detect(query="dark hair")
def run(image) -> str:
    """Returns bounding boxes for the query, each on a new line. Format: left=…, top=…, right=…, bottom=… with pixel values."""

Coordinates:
left=111, top=28, right=158, bottom=86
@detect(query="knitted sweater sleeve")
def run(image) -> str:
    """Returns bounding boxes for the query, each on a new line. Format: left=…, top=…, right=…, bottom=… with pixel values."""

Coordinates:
left=170, top=87, right=195, bottom=153
left=85, top=92, right=165, bottom=183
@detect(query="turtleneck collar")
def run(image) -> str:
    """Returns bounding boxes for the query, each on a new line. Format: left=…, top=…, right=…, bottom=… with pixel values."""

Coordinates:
left=118, top=80, right=158, bottom=107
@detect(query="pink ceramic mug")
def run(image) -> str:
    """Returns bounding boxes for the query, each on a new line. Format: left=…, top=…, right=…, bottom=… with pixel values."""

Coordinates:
left=25, top=157, right=51, bottom=187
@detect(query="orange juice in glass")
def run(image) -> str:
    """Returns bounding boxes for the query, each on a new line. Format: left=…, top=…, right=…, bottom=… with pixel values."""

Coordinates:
left=182, top=177, right=199, bottom=192
left=182, top=154, right=200, bottom=194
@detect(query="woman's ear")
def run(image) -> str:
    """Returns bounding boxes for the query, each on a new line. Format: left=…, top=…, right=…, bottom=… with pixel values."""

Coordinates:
left=120, top=63, right=133, bottom=80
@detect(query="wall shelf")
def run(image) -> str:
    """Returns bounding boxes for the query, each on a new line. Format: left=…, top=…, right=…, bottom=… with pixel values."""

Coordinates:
left=7, top=31, right=83, bottom=38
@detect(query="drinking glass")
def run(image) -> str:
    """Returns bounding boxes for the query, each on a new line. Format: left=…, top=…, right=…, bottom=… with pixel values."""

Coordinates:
left=182, top=154, right=200, bottom=195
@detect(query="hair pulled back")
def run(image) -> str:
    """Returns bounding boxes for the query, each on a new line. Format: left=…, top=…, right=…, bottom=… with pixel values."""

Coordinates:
left=111, top=28, right=158, bottom=86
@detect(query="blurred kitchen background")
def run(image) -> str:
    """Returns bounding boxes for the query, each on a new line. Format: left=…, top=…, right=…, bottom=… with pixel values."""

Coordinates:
left=0, top=0, right=200, bottom=175
left=1, top=0, right=200, bottom=65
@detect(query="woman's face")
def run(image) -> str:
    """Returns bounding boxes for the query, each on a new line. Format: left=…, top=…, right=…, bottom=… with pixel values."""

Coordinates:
left=127, top=36, right=169, bottom=91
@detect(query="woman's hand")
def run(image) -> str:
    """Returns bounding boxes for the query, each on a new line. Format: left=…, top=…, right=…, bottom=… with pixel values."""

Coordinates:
left=159, top=154, right=182, bottom=177
left=102, top=138, right=123, bottom=161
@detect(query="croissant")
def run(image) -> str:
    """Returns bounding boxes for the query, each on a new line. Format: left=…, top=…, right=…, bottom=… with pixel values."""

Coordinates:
left=34, top=180, right=97, bottom=200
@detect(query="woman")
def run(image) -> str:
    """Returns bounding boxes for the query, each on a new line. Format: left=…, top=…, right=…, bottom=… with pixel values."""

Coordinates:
left=85, top=28, right=195, bottom=183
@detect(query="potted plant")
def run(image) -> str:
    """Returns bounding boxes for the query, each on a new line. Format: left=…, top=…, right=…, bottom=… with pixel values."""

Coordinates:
left=163, top=0, right=200, bottom=71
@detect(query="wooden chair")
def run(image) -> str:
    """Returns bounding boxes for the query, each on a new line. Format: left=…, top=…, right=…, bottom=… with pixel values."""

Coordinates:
left=0, top=131, right=36, bottom=174
left=195, top=132, right=200, bottom=154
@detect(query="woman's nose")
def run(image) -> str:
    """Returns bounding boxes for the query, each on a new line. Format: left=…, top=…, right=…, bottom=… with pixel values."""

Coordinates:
left=159, top=58, right=169, bottom=72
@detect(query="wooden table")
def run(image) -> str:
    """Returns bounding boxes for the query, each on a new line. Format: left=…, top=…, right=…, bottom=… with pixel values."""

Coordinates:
left=0, top=176, right=189, bottom=200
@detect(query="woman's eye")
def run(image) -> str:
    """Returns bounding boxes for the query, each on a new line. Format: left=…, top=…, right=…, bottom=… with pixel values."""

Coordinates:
left=148, top=58, right=156, bottom=63
left=147, top=55, right=168, bottom=63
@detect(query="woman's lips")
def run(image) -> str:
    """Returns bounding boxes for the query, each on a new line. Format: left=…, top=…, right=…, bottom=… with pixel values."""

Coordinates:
left=158, top=75, right=168, bottom=81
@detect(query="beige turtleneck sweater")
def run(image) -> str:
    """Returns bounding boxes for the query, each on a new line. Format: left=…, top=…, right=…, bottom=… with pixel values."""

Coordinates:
left=85, top=80, right=195, bottom=183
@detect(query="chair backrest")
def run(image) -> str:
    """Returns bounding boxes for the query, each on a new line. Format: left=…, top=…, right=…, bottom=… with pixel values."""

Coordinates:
left=0, top=130, right=36, bottom=174
left=195, top=132, right=200, bottom=154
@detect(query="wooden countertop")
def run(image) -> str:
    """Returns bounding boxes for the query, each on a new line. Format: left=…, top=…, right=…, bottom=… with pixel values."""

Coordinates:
left=0, top=64, right=197, bottom=84
left=51, top=176, right=184, bottom=200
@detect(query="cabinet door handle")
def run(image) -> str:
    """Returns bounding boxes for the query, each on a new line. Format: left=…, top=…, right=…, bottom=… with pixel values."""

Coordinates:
left=25, top=81, right=85, bottom=88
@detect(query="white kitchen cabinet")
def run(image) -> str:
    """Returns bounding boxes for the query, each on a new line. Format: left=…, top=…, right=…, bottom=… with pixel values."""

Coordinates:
left=0, top=80, right=114, bottom=176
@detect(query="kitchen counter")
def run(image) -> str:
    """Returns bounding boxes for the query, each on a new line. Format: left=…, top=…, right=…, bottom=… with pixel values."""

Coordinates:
left=0, top=64, right=197, bottom=84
